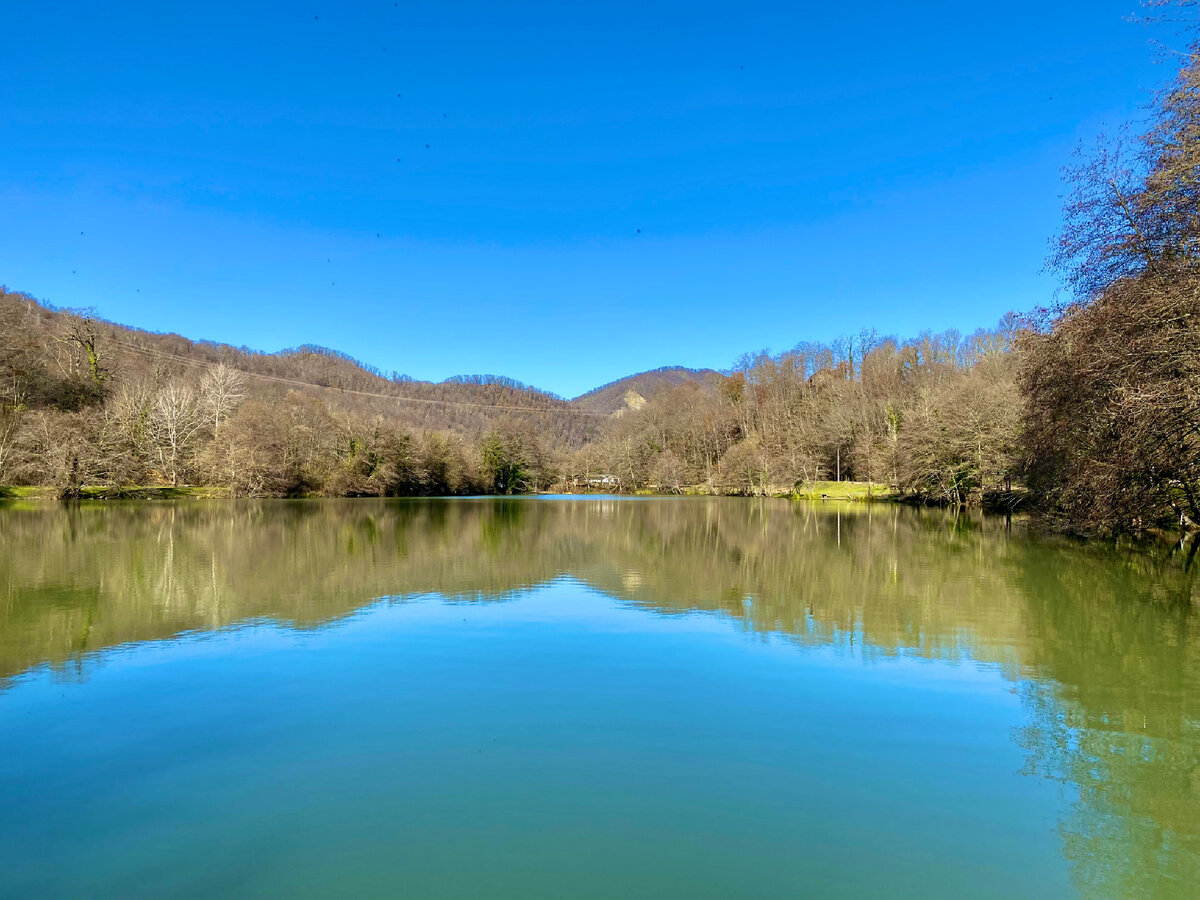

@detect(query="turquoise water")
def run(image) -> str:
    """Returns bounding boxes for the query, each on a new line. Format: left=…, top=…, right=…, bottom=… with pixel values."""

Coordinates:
left=0, top=498, right=1196, bottom=898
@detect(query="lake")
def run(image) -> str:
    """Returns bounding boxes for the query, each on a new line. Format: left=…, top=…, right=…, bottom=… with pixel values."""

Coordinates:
left=0, top=497, right=1197, bottom=899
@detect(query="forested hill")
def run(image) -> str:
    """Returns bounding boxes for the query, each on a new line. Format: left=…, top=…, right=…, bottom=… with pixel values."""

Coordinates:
left=570, top=366, right=723, bottom=415
left=0, top=284, right=1027, bottom=508
left=0, top=288, right=598, bottom=443
left=0, top=287, right=608, bottom=496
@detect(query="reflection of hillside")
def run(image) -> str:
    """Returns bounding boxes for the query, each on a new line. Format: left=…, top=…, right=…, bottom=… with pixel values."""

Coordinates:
left=1, top=497, right=1198, bottom=897
left=1, top=499, right=1194, bottom=679
left=0, top=499, right=563, bottom=682
left=1, top=499, right=1195, bottom=684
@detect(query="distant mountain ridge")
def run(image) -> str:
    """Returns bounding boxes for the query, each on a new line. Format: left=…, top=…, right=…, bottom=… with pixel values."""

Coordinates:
left=570, top=365, right=724, bottom=416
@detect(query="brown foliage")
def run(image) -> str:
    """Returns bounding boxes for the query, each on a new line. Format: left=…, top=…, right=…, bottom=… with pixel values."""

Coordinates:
left=0, top=289, right=584, bottom=496
left=1022, top=272, right=1200, bottom=534
left=583, top=323, right=1023, bottom=504
left=1029, top=46, right=1200, bottom=534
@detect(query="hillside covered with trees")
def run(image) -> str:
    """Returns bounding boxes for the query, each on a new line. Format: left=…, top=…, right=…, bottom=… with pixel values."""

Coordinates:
left=0, top=287, right=1026, bottom=508
left=0, top=291, right=597, bottom=498
left=571, top=366, right=724, bottom=415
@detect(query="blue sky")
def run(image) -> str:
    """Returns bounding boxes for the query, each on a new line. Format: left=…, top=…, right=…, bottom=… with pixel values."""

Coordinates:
left=0, top=1, right=1181, bottom=396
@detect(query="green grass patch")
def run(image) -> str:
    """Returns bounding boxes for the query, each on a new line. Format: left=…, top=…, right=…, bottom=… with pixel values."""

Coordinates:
left=791, top=481, right=894, bottom=502
left=78, top=485, right=228, bottom=500
left=0, top=485, right=57, bottom=500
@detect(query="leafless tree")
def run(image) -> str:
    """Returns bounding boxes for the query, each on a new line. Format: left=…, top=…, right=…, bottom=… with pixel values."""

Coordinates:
left=151, top=382, right=204, bottom=486
left=1029, top=43, right=1200, bottom=533
left=200, top=363, right=247, bottom=432
left=54, top=309, right=109, bottom=393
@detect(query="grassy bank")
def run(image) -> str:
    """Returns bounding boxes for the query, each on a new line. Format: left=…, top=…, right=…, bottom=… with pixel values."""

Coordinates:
left=1, top=482, right=893, bottom=503
left=790, top=481, right=894, bottom=501
left=621, top=481, right=895, bottom=500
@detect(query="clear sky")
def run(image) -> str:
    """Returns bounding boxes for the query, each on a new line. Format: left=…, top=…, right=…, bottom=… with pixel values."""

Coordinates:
left=0, top=1, right=1182, bottom=396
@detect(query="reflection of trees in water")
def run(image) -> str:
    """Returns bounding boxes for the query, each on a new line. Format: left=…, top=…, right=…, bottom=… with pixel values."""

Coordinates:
left=0, top=499, right=1193, bottom=678
left=1013, top=556, right=1200, bottom=900
left=1, top=498, right=1197, bottom=895
left=1018, top=677, right=1200, bottom=900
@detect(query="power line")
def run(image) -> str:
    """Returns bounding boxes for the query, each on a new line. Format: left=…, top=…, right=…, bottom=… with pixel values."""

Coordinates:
left=104, top=337, right=612, bottom=418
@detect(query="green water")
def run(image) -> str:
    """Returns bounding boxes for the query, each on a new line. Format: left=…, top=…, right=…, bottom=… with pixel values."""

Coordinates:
left=0, top=498, right=1197, bottom=899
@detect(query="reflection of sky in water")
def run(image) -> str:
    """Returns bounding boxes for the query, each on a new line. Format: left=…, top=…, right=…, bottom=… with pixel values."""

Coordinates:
left=2, top=581, right=1070, bottom=900
left=0, top=498, right=1197, bottom=899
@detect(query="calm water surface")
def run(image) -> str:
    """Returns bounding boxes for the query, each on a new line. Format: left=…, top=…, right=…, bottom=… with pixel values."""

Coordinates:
left=0, top=498, right=1197, bottom=899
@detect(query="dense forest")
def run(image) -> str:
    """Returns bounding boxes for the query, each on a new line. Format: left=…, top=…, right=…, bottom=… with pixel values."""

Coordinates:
left=3, top=39, right=1200, bottom=539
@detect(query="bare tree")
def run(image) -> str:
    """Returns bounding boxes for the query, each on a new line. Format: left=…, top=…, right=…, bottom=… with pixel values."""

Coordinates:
left=0, top=408, right=18, bottom=483
left=54, top=309, right=110, bottom=393
left=1029, top=44, right=1200, bottom=533
left=200, top=363, right=247, bottom=432
left=151, top=382, right=204, bottom=486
